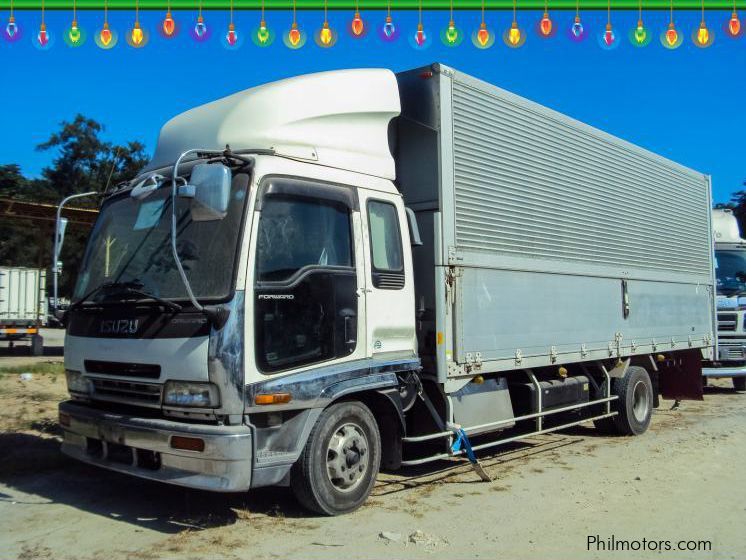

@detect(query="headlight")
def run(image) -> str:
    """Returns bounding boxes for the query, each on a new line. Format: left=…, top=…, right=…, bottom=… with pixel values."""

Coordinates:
left=65, top=369, right=92, bottom=395
left=163, top=381, right=220, bottom=408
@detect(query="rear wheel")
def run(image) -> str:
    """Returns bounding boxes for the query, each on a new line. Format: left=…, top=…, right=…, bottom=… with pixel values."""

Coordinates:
left=594, top=366, right=654, bottom=436
left=734, top=377, right=746, bottom=392
left=290, top=401, right=381, bottom=515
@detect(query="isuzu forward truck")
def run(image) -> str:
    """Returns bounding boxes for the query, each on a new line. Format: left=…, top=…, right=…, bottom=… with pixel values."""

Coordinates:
left=702, top=209, right=746, bottom=390
left=58, top=64, right=714, bottom=515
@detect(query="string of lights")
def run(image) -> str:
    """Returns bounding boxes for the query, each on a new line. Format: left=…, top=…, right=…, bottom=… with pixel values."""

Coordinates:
left=3, top=1, right=742, bottom=47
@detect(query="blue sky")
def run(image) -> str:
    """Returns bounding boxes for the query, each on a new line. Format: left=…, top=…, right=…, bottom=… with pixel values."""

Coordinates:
left=0, top=8, right=744, bottom=202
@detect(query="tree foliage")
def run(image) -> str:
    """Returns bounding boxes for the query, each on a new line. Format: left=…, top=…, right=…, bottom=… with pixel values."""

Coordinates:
left=0, top=115, right=148, bottom=297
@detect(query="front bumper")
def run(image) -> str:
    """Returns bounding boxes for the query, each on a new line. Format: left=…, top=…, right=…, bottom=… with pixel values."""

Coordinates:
left=59, top=401, right=253, bottom=492
left=702, top=365, right=746, bottom=378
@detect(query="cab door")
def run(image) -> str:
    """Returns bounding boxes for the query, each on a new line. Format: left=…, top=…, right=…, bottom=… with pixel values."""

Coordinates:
left=358, top=189, right=416, bottom=359
left=251, top=177, right=365, bottom=374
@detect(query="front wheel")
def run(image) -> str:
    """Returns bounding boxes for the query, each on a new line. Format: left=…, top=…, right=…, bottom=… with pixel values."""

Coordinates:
left=290, top=401, right=381, bottom=515
left=594, top=366, right=654, bottom=436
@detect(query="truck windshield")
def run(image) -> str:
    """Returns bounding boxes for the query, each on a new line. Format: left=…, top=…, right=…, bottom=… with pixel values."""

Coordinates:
left=73, top=172, right=249, bottom=304
left=715, top=249, right=746, bottom=296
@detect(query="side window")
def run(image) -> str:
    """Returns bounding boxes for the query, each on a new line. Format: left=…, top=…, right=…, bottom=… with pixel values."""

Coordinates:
left=256, top=197, right=352, bottom=282
left=367, top=200, right=405, bottom=290
left=255, top=190, right=358, bottom=374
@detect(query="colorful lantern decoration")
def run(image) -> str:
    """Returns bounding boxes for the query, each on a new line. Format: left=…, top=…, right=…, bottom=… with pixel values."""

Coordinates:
left=566, top=0, right=586, bottom=40
left=441, top=0, right=462, bottom=46
left=379, top=0, right=398, bottom=41
left=34, top=0, right=52, bottom=49
left=350, top=0, right=365, bottom=37
left=629, top=0, right=650, bottom=46
left=315, top=0, right=337, bottom=47
left=191, top=0, right=209, bottom=41
left=252, top=0, right=274, bottom=45
left=537, top=0, right=554, bottom=38
left=410, top=0, right=429, bottom=48
left=503, top=0, right=525, bottom=47
left=127, top=0, right=148, bottom=47
left=223, top=0, right=241, bottom=47
left=727, top=1, right=741, bottom=37
left=64, top=0, right=86, bottom=46
left=661, top=0, right=682, bottom=48
left=4, top=0, right=21, bottom=42
left=693, top=0, right=713, bottom=46
left=95, top=0, right=117, bottom=49
left=162, top=1, right=176, bottom=38
left=284, top=0, right=306, bottom=48
left=472, top=0, right=493, bottom=48
left=598, top=0, right=618, bottom=48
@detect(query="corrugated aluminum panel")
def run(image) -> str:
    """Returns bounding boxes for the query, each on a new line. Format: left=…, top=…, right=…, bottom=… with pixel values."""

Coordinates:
left=0, top=266, right=46, bottom=324
left=448, top=75, right=711, bottom=280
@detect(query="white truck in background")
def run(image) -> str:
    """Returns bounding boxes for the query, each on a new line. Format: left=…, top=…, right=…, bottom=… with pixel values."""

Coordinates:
left=702, top=209, right=746, bottom=390
left=58, top=64, right=714, bottom=515
left=0, top=266, right=46, bottom=355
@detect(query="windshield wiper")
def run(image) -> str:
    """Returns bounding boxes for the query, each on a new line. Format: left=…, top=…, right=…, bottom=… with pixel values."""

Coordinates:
left=69, top=280, right=181, bottom=312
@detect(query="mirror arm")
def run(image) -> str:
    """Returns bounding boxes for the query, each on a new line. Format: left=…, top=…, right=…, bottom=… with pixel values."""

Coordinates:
left=170, top=148, right=224, bottom=326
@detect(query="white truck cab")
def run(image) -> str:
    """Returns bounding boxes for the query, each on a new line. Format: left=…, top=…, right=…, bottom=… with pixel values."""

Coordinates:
left=703, top=208, right=746, bottom=390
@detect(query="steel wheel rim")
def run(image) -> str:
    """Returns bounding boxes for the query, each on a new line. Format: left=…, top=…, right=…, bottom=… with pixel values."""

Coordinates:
left=632, top=380, right=650, bottom=423
left=326, top=422, right=369, bottom=492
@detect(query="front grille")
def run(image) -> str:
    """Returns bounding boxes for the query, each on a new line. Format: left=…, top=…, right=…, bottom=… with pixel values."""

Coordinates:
left=717, top=313, right=738, bottom=332
left=85, top=360, right=161, bottom=379
left=91, top=378, right=162, bottom=407
left=719, top=340, right=746, bottom=361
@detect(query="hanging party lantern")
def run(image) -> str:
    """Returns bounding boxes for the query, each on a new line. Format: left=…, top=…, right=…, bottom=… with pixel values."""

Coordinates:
left=598, top=0, right=619, bottom=49
left=252, top=0, right=274, bottom=45
left=191, top=0, right=209, bottom=41
left=661, top=0, right=682, bottom=48
left=127, top=0, right=148, bottom=47
left=566, top=0, right=585, bottom=40
left=222, top=0, right=242, bottom=48
left=4, top=0, right=21, bottom=42
left=472, top=0, right=494, bottom=49
left=314, top=0, right=337, bottom=46
left=728, top=11, right=741, bottom=35
left=350, top=0, right=365, bottom=37
left=693, top=0, right=713, bottom=47
left=628, top=0, right=649, bottom=46
left=162, top=2, right=177, bottom=38
left=379, top=0, right=398, bottom=41
left=284, top=0, right=306, bottom=49
left=34, top=0, right=53, bottom=49
left=441, top=0, right=462, bottom=45
left=537, top=0, right=554, bottom=38
left=410, top=0, right=429, bottom=48
left=503, top=0, right=525, bottom=47
left=64, top=0, right=86, bottom=46
left=95, top=0, right=118, bottom=50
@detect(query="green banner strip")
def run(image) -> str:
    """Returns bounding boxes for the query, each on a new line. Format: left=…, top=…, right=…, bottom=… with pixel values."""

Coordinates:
left=6, top=0, right=739, bottom=9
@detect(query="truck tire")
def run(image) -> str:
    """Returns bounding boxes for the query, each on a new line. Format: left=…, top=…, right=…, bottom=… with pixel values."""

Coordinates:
left=290, top=401, right=381, bottom=516
left=594, top=366, right=654, bottom=436
left=734, top=377, right=746, bottom=392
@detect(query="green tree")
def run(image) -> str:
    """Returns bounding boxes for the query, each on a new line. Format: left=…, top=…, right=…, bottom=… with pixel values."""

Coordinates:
left=0, top=115, right=149, bottom=298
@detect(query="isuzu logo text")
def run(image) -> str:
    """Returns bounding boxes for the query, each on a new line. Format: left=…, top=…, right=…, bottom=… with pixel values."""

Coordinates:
left=100, top=319, right=139, bottom=335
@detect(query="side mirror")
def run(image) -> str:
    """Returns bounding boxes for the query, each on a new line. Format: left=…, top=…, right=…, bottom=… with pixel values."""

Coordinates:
left=187, top=163, right=232, bottom=222
left=55, top=217, right=68, bottom=259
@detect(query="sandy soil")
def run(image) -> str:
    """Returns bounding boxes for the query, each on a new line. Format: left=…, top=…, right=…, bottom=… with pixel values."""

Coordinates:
left=0, top=366, right=744, bottom=560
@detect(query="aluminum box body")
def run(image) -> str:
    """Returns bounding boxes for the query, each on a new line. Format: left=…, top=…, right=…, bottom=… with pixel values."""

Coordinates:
left=395, top=64, right=715, bottom=383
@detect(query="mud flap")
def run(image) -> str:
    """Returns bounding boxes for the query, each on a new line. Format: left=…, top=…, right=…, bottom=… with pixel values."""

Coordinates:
left=657, top=349, right=704, bottom=401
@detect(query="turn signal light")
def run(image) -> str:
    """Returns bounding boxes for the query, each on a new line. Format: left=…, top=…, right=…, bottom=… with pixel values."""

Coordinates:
left=170, top=436, right=205, bottom=452
left=255, top=393, right=292, bottom=405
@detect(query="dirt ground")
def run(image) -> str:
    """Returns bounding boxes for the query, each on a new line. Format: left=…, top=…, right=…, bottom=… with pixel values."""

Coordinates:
left=0, top=364, right=744, bottom=560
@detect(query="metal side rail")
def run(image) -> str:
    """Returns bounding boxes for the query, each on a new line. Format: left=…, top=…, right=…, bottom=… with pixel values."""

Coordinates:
left=400, top=395, right=619, bottom=467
